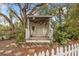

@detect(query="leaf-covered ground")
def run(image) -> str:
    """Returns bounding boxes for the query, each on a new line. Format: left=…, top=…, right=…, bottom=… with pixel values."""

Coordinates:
left=0, top=39, right=79, bottom=56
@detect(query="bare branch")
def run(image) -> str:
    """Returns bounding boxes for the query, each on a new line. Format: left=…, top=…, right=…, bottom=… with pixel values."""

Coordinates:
left=0, top=12, right=15, bottom=29
left=17, top=3, right=22, bottom=10
left=9, top=8, right=23, bottom=24
left=29, top=3, right=46, bottom=15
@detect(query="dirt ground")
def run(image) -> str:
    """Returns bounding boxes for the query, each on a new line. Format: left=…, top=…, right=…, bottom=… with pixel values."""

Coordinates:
left=0, top=39, right=79, bottom=56
left=0, top=39, right=52, bottom=56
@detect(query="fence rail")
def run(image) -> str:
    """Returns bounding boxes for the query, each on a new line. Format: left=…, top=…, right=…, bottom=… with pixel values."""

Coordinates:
left=26, top=43, right=79, bottom=56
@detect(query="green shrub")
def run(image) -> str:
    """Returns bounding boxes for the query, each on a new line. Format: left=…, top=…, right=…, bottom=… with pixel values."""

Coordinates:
left=66, top=27, right=79, bottom=40
left=16, top=26, right=25, bottom=45
left=53, top=24, right=68, bottom=45
left=54, top=20, right=79, bottom=45
left=54, top=30, right=68, bottom=45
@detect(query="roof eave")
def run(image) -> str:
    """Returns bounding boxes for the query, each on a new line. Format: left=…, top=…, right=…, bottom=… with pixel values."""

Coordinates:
left=27, top=15, right=53, bottom=18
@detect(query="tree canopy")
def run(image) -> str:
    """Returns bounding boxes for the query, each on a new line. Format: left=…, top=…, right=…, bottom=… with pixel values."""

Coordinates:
left=0, top=3, right=79, bottom=45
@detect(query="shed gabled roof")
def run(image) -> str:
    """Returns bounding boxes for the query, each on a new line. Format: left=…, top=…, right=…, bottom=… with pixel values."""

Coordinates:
left=27, top=15, right=53, bottom=18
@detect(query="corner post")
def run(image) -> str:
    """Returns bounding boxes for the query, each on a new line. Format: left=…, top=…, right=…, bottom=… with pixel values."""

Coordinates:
left=49, top=18, right=53, bottom=42
left=26, top=18, right=30, bottom=40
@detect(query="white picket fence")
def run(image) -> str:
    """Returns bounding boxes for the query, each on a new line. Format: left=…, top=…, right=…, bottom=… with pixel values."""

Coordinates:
left=27, top=43, right=79, bottom=56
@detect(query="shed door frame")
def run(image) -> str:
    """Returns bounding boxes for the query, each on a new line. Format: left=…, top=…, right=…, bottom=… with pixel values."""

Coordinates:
left=30, top=20, right=48, bottom=37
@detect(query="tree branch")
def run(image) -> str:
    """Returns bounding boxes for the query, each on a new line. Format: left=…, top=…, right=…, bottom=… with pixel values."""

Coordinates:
left=0, top=12, right=15, bottom=29
left=9, top=8, right=23, bottom=25
left=29, top=3, right=46, bottom=15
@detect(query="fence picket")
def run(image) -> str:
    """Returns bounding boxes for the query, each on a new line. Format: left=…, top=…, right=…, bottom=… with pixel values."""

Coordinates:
left=71, top=44, right=74, bottom=56
left=64, top=46, right=67, bottom=56
left=74, top=44, right=77, bottom=56
left=77, top=44, right=79, bottom=56
left=41, top=51, right=45, bottom=56
left=68, top=45, right=71, bottom=56
left=34, top=53, right=37, bottom=56
left=29, top=43, right=79, bottom=56
left=38, top=52, right=42, bottom=56
left=76, top=43, right=78, bottom=56
left=59, top=47, right=64, bottom=56
left=46, top=50, right=49, bottom=56
left=51, top=49, right=54, bottom=56
left=56, top=47, right=59, bottom=56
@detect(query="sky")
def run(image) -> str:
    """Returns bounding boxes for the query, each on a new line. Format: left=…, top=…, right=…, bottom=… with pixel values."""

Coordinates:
left=0, top=3, right=68, bottom=26
left=0, top=4, right=20, bottom=25
left=0, top=4, right=20, bottom=15
left=0, top=3, right=36, bottom=25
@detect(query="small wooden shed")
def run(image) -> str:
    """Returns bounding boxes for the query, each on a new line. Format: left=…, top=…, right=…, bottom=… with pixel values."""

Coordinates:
left=26, top=15, right=54, bottom=43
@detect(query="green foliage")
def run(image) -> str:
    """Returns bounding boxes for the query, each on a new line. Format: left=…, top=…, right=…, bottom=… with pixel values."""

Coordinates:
left=38, top=4, right=49, bottom=15
left=54, top=4, right=79, bottom=45
left=0, top=24, right=12, bottom=40
left=38, top=4, right=58, bottom=15
left=65, top=4, right=79, bottom=40
left=15, top=23, right=25, bottom=45
left=66, top=26, right=79, bottom=40
left=54, top=24, right=68, bottom=45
